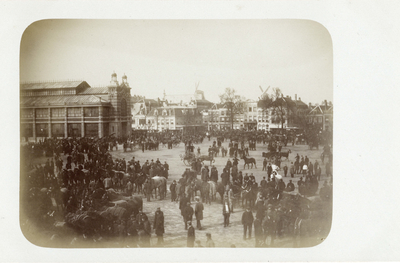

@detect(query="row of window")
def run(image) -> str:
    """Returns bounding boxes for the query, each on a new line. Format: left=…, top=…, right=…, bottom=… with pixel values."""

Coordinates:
left=21, top=107, right=112, bottom=118
left=21, top=89, right=76, bottom=97
left=21, top=123, right=100, bottom=137
left=308, top=117, right=324, bottom=123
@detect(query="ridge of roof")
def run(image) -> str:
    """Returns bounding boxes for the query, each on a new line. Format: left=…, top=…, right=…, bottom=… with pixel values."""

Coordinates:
left=20, top=80, right=88, bottom=90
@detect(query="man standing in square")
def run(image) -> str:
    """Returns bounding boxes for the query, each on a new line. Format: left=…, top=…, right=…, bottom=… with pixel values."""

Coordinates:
left=242, top=207, right=254, bottom=240
left=194, top=196, right=204, bottom=230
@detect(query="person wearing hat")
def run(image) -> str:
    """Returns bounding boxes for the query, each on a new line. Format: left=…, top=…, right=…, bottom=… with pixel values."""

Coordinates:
left=153, top=207, right=165, bottom=246
left=163, top=161, right=169, bottom=179
left=262, top=158, right=268, bottom=171
left=210, top=166, right=218, bottom=183
left=290, top=162, right=295, bottom=178
left=201, top=166, right=209, bottom=183
left=286, top=180, right=295, bottom=192
left=205, top=233, right=215, bottom=247
left=238, top=171, right=243, bottom=185
left=241, top=207, right=254, bottom=240
left=277, top=179, right=286, bottom=192
left=223, top=193, right=231, bottom=227
left=260, top=176, right=268, bottom=189
left=170, top=180, right=177, bottom=202
left=187, top=221, right=195, bottom=247
left=194, top=196, right=204, bottom=230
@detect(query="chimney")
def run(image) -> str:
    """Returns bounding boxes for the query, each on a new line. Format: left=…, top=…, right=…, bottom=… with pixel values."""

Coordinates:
left=299, top=97, right=301, bottom=101
left=295, top=94, right=297, bottom=101
left=325, top=100, right=328, bottom=107
left=309, top=103, right=311, bottom=107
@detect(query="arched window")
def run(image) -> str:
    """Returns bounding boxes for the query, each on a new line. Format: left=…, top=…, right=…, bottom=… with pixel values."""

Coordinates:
left=121, top=99, right=127, bottom=116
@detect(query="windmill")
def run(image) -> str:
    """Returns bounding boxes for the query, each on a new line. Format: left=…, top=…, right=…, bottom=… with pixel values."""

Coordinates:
left=258, top=85, right=270, bottom=100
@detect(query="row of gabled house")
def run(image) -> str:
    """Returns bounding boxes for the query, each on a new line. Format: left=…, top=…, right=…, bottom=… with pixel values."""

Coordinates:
left=131, top=90, right=333, bottom=133
left=20, top=72, right=332, bottom=141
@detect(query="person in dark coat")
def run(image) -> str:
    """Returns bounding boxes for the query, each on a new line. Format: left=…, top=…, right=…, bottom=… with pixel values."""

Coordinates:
left=283, top=164, right=288, bottom=177
left=183, top=202, right=194, bottom=230
left=153, top=207, right=165, bottom=246
left=144, top=179, right=152, bottom=202
left=136, top=208, right=148, bottom=223
left=221, top=170, right=229, bottom=186
left=277, top=179, right=286, bottom=192
left=242, top=207, right=254, bottom=240
left=187, top=221, right=195, bottom=247
left=163, top=161, right=169, bottom=178
left=201, top=167, right=209, bottom=182
left=286, top=180, right=295, bottom=192
left=226, top=159, right=232, bottom=170
left=170, top=180, right=177, bottom=202
left=238, top=171, right=243, bottom=185
left=255, top=197, right=266, bottom=221
left=260, top=176, right=268, bottom=189
left=194, top=197, right=204, bottom=230
left=179, top=193, right=190, bottom=215
left=210, top=166, right=218, bottom=183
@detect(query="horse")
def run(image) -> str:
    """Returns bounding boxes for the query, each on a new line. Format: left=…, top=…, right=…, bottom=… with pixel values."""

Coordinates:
left=184, top=178, right=203, bottom=201
left=135, top=173, right=147, bottom=194
left=198, top=155, right=215, bottom=166
left=241, top=155, right=257, bottom=169
left=123, top=142, right=135, bottom=152
left=278, top=149, right=291, bottom=160
left=150, top=176, right=167, bottom=200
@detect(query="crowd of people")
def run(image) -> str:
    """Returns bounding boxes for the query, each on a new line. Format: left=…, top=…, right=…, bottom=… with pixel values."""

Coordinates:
left=21, top=128, right=332, bottom=248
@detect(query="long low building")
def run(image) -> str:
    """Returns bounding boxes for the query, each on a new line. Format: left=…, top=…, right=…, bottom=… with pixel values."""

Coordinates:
left=20, top=73, right=132, bottom=141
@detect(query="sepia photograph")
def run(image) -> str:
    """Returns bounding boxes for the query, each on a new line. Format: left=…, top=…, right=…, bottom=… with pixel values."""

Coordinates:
left=20, top=19, right=333, bottom=248
left=3, top=0, right=400, bottom=261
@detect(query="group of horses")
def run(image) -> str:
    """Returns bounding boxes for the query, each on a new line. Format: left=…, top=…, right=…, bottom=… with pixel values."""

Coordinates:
left=173, top=178, right=262, bottom=210
left=109, top=170, right=167, bottom=201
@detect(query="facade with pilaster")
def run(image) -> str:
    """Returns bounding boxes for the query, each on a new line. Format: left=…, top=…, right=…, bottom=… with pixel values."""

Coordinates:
left=20, top=73, right=132, bottom=141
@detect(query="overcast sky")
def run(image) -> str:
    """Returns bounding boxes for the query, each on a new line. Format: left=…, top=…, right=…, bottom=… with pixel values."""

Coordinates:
left=20, top=19, right=332, bottom=104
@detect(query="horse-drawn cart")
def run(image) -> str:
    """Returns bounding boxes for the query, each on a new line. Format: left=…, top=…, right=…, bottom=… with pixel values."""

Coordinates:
left=179, top=152, right=196, bottom=166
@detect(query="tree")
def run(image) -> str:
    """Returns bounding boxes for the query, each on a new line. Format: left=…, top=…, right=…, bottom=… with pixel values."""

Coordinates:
left=219, top=88, right=246, bottom=130
left=257, top=88, right=294, bottom=132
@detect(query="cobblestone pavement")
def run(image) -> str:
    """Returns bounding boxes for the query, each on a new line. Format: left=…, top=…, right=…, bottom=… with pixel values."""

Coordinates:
left=107, top=137, right=331, bottom=248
